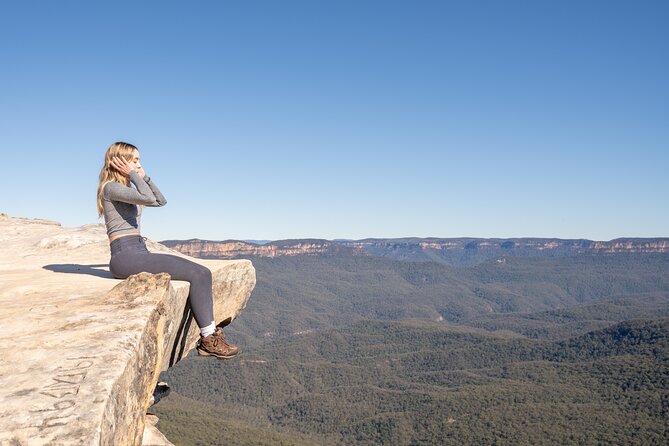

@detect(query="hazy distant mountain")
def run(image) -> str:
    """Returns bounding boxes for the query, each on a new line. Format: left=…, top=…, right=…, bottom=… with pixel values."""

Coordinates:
left=205, top=253, right=669, bottom=348
left=243, top=239, right=272, bottom=245
left=160, top=237, right=669, bottom=266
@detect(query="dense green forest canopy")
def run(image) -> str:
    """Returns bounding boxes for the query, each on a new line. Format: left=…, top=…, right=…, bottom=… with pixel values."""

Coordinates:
left=153, top=252, right=669, bottom=445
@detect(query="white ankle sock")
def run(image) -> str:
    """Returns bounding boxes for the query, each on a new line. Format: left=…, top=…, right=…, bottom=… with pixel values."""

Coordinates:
left=200, top=322, right=216, bottom=337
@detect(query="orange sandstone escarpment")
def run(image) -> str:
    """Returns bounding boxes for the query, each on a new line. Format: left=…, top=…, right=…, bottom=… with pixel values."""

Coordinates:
left=161, top=237, right=669, bottom=263
left=589, top=239, right=669, bottom=253
left=162, top=238, right=366, bottom=258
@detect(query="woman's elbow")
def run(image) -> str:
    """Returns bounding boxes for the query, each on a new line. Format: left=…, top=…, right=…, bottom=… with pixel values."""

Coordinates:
left=141, top=197, right=166, bottom=207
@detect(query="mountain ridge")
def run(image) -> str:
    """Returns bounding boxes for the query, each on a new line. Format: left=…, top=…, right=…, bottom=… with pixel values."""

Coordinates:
left=160, top=237, right=669, bottom=266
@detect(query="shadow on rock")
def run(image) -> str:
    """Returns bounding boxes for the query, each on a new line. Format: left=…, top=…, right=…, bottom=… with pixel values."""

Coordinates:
left=43, top=263, right=114, bottom=278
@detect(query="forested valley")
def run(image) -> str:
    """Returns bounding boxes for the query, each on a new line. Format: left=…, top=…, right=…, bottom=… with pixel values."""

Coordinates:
left=152, top=252, right=669, bottom=445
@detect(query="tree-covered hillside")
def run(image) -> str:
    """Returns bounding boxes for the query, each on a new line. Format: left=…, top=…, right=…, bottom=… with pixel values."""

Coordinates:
left=223, top=253, right=669, bottom=348
left=153, top=252, right=669, bottom=445
left=155, top=318, right=669, bottom=445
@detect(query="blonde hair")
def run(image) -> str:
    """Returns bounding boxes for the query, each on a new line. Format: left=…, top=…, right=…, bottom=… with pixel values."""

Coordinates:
left=97, top=142, right=139, bottom=217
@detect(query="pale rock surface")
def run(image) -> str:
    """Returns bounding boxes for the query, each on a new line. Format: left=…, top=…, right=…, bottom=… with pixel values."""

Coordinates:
left=0, top=214, right=256, bottom=445
left=141, top=415, right=174, bottom=446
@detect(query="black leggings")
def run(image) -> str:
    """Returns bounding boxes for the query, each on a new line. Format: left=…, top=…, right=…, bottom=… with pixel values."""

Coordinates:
left=109, top=235, right=214, bottom=328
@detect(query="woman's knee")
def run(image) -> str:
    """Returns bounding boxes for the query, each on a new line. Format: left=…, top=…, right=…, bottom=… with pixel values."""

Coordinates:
left=181, top=262, right=211, bottom=286
left=196, top=264, right=212, bottom=286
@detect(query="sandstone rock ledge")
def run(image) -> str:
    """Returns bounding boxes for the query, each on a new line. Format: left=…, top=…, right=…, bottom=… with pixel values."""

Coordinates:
left=0, top=215, right=256, bottom=446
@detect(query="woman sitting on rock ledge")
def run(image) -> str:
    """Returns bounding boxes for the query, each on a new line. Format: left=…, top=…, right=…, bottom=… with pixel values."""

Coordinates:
left=97, top=141, right=239, bottom=359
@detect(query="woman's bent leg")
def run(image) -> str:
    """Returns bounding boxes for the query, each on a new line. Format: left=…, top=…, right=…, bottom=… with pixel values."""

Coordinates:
left=144, top=253, right=214, bottom=328
left=110, top=250, right=214, bottom=328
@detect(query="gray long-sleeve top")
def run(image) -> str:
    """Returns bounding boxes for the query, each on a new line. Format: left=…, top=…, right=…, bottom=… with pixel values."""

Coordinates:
left=102, top=170, right=167, bottom=239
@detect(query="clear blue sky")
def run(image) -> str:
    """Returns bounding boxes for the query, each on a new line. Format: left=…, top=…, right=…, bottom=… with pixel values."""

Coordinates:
left=1, top=1, right=667, bottom=241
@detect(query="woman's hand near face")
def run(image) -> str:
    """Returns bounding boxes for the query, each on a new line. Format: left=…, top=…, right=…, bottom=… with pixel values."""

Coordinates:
left=110, top=156, right=132, bottom=176
left=110, top=156, right=145, bottom=178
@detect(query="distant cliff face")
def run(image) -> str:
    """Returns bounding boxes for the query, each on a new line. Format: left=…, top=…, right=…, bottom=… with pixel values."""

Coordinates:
left=349, top=238, right=669, bottom=254
left=162, top=239, right=365, bottom=258
left=161, top=237, right=669, bottom=266
left=589, top=239, right=669, bottom=253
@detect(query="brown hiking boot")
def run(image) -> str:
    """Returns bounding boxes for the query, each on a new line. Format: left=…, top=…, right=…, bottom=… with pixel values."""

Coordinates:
left=197, top=327, right=240, bottom=359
